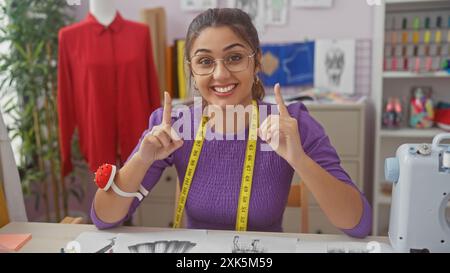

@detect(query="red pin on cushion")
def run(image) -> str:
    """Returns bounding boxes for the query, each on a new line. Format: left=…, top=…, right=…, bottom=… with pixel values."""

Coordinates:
left=94, top=164, right=116, bottom=191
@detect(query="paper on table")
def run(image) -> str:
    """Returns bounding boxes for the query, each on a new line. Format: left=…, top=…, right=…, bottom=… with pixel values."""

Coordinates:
left=71, top=231, right=394, bottom=253
left=0, top=233, right=32, bottom=251
left=203, top=231, right=299, bottom=253
left=296, top=240, right=395, bottom=253
left=114, top=230, right=299, bottom=253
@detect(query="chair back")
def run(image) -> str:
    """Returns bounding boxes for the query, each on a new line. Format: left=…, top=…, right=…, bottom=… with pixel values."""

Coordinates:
left=287, top=181, right=309, bottom=233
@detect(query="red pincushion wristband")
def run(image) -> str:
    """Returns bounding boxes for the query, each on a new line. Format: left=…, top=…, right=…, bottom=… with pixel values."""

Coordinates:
left=94, top=164, right=149, bottom=201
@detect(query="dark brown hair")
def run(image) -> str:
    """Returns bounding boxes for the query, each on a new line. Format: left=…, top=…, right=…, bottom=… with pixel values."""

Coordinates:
left=184, top=8, right=265, bottom=100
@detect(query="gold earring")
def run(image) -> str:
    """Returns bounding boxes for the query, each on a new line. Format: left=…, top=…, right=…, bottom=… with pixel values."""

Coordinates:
left=254, top=75, right=261, bottom=85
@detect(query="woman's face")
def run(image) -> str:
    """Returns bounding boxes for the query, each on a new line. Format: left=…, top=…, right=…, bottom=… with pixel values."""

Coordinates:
left=189, top=26, right=257, bottom=108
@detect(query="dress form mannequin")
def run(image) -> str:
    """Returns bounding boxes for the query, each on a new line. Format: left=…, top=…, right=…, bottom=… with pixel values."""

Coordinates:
left=58, top=0, right=161, bottom=178
left=90, top=0, right=120, bottom=164
left=89, top=0, right=117, bottom=27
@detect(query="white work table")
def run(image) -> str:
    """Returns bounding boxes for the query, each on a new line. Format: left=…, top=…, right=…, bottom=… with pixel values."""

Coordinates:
left=0, top=222, right=390, bottom=253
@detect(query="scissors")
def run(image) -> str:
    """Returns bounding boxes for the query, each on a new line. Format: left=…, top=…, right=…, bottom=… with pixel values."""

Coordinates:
left=95, top=237, right=117, bottom=253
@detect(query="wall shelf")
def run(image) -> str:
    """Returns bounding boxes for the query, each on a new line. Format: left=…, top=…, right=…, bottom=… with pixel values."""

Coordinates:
left=383, top=71, right=450, bottom=79
left=371, top=0, right=450, bottom=236
left=380, top=128, right=447, bottom=138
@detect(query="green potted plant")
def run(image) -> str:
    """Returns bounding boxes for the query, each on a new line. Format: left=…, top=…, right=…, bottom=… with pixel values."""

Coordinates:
left=0, top=0, right=87, bottom=222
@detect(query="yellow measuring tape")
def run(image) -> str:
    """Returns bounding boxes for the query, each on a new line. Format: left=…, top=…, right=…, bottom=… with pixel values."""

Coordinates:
left=173, top=100, right=259, bottom=231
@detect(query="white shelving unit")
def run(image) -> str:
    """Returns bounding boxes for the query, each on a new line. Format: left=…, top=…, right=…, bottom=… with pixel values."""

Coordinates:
left=383, top=71, right=450, bottom=78
left=379, top=128, right=445, bottom=138
left=372, top=0, right=450, bottom=235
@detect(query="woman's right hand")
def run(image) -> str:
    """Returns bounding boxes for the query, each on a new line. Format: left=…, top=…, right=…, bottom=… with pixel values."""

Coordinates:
left=136, top=92, right=184, bottom=165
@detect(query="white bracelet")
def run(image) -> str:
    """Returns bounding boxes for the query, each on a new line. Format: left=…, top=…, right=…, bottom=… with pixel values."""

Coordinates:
left=111, top=183, right=149, bottom=201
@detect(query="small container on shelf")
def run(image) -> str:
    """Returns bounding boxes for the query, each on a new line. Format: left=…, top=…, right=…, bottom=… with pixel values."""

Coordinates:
left=383, top=97, right=403, bottom=129
left=409, top=86, right=435, bottom=128
left=443, top=58, right=450, bottom=72
left=434, top=101, right=450, bottom=131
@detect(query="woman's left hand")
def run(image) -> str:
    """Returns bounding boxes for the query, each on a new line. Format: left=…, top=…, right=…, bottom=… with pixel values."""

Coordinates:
left=258, top=83, right=305, bottom=165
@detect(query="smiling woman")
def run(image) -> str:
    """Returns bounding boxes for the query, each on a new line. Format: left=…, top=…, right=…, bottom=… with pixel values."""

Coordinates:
left=184, top=9, right=265, bottom=109
left=91, top=8, right=372, bottom=238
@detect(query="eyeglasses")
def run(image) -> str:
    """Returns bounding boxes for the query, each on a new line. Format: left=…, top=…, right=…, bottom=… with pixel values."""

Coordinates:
left=187, top=51, right=256, bottom=76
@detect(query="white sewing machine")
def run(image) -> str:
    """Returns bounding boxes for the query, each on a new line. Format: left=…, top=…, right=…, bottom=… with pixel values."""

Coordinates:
left=385, top=133, right=450, bottom=253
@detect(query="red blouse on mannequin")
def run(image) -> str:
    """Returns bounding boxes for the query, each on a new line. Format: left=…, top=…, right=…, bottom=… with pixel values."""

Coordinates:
left=57, top=12, right=161, bottom=177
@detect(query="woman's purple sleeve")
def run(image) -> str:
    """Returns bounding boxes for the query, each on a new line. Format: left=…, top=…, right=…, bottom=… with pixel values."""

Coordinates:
left=91, top=107, right=174, bottom=229
left=288, top=102, right=372, bottom=238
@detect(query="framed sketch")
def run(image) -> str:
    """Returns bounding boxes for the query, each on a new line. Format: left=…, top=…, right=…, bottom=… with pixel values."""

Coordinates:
left=314, top=40, right=356, bottom=95
left=265, top=0, right=288, bottom=26
left=181, top=0, right=218, bottom=12
left=292, top=0, right=334, bottom=8
left=227, top=0, right=265, bottom=33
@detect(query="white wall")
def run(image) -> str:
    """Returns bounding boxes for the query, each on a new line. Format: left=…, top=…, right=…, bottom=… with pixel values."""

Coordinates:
left=71, top=0, right=375, bottom=98
left=73, top=0, right=374, bottom=44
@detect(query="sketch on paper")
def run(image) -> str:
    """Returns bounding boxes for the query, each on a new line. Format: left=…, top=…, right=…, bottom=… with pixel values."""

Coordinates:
left=325, top=47, right=345, bottom=86
left=181, top=0, right=218, bottom=12
left=314, top=40, right=356, bottom=95
left=265, top=0, right=288, bottom=26
left=232, top=235, right=265, bottom=253
left=128, top=240, right=197, bottom=253
left=227, top=0, right=265, bottom=33
left=206, top=232, right=298, bottom=253
left=291, top=0, right=334, bottom=8
left=72, top=231, right=395, bottom=253
left=112, top=230, right=208, bottom=253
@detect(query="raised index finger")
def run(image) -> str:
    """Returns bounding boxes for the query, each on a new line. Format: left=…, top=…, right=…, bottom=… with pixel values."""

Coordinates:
left=162, top=91, right=172, bottom=125
left=274, top=83, right=288, bottom=116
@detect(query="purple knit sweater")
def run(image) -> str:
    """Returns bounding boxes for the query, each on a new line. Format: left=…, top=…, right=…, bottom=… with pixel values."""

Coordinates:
left=91, top=101, right=372, bottom=238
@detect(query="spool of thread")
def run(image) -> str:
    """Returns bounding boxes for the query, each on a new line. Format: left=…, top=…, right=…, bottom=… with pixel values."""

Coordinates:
left=437, top=16, right=442, bottom=28
left=391, top=32, right=398, bottom=44
left=435, top=31, right=442, bottom=44
left=425, top=57, right=432, bottom=71
left=403, top=57, right=409, bottom=70
left=447, top=16, right=450, bottom=43
left=424, top=17, right=431, bottom=44
left=414, top=57, right=421, bottom=72
left=402, top=18, right=409, bottom=44
left=392, top=57, right=398, bottom=71
left=435, top=16, right=442, bottom=43
left=413, top=17, right=420, bottom=44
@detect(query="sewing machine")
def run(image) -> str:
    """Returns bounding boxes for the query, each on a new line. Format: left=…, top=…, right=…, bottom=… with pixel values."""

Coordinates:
left=385, top=133, right=450, bottom=253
